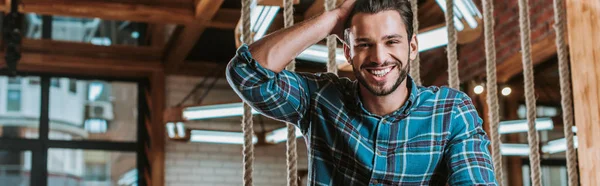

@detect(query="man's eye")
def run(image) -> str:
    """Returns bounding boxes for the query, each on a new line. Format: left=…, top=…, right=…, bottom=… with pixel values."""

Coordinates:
left=356, top=44, right=370, bottom=48
left=387, top=40, right=400, bottom=45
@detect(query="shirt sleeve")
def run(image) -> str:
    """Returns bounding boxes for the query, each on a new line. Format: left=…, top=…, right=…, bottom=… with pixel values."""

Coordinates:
left=225, top=44, right=334, bottom=131
left=445, top=93, right=498, bottom=186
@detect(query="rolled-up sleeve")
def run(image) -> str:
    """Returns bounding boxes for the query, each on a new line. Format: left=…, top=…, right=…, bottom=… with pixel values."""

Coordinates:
left=226, top=44, right=324, bottom=130
left=446, top=93, right=497, bottom=186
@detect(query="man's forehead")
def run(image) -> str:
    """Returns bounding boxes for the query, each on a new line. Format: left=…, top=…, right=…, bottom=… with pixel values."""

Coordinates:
left=348, top=11, right=407, bottom=38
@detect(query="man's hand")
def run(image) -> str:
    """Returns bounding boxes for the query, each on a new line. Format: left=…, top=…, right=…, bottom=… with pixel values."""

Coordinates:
left=331, top=0, right=356, bottom=40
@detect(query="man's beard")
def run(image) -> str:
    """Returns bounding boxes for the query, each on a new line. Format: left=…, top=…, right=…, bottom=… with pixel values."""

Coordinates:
left=352, top=59, right=409, bottom=96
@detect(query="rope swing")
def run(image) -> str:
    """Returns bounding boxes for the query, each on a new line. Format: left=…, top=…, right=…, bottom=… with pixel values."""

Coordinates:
left=283, top=0, right=298, bottom=185
left=481, top=0, right=504, bottom=184
left=241, top=0, right=255, bottom=185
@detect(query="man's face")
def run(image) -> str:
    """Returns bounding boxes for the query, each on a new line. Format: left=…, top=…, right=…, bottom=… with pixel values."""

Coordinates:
left=344, top=10, right=418, bottom=96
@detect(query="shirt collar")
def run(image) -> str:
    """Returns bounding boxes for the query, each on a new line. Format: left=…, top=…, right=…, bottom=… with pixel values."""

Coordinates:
left=352, top=75, right=419, bottom=118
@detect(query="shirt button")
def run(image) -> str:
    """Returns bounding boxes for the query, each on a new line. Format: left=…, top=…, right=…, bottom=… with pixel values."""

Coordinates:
left=372, top=180, right=378, bottom=184
left=376, top=151, right=382, bottom=156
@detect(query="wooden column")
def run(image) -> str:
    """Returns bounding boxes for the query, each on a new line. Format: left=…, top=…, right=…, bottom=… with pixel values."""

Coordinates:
left=151, top=71, right=166, bottom=186
left=566, top=0, right=600, bottom=185
left=505, top=95, right=523, bottom=186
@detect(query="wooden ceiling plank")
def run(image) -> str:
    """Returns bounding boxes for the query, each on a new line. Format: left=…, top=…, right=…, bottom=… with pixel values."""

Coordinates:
left=164, top=0, right=225, bottom=73
left=19, top=0, right=195, bottom=24
left=497, top=35, right=561, bottom=83
left=21, top=39, right=163, bottom=61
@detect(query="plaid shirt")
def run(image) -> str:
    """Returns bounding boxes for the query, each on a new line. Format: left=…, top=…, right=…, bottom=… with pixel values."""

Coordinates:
left=226, top=45, right=497, bottom=186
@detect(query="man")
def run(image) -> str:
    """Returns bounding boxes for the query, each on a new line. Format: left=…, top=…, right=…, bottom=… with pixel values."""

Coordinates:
left=226, top=0, right=497, bottom=185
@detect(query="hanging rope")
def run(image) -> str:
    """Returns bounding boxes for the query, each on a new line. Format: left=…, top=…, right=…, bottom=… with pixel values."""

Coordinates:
left=517, top=0, right=542, bottom=184
left=409, top=0, right=421, bottom=86
left=241, top=0, right=255, bottom=185
left=325, top=0, right=338, bottom=74
left=445, top=0, right=459, bottom=89
left=553, top=0, right=578, bottom=184
left=482, top=0, right=504, bottom=184
left=283, top=0, right=298, bottom=185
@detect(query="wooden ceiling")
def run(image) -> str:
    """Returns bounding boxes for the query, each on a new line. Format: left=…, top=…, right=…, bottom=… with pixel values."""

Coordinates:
left=0, top=0, right=449, bottom=78
left=0, top=0, right=561, bottom=103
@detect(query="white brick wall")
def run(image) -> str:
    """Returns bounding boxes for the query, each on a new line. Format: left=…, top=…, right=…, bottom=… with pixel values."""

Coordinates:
left=165, top=75, right=309, bottom=186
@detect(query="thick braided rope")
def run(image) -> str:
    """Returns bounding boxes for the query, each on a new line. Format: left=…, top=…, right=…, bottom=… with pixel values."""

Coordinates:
left=445, top=0, right=459, bottom=89
left=482, top=0, right=504, bottom=184
left=553, top=0, right=578, bottom=184
left=409, top=0, right=421, bottom=85
left=283, top=0, right=298, bottom=185
left=517, top=0, right=542, bottom=184
left=325, top=0, right=338, bottom=75
left=241, top=0, right=255, bottom=185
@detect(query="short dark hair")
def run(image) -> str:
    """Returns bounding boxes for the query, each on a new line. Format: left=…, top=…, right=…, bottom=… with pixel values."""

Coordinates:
left=344, top=0, right=414, bottom=42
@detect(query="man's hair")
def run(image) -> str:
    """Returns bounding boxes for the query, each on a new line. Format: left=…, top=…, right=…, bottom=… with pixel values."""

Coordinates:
left=344, top=0, right=414, bottom=42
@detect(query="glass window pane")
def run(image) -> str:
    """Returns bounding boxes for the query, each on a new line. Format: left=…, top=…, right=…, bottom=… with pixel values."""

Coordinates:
left=68, top=79, right=77, bottom=94
left=49, top=78, right=138, bottom=142
left=48, top=149, right=137, bottom=186
left=0, top=76, right=41, bottom=139
left=7, top=90, right=21, bottom=112
left=0, top=150, right=32, bottom=186
left=23, top=14, right=147, bottom=46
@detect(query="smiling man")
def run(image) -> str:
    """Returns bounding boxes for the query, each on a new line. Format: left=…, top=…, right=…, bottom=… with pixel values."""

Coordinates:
left=226, top=0, right=497, bottom=185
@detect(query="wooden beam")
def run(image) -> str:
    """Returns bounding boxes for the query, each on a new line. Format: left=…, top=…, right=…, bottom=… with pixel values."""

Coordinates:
left=4, top=51, right=161, bottom=77
left=164, top=0, right=224, bottom=73
left=21, top=39, right=163, bottom=61
left=567, top=0, right=600, bottom=185
left=208, top=8, right=241, bottom=30
left=148, top=24, right=168, bottom=49
left=20, top=0, right=196, bottom=24
left=150, top=71, right=166, bottom=186
left=497, top=35, right=560, bottom=83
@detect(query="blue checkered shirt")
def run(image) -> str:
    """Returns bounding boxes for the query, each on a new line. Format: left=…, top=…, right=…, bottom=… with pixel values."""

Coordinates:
left=226, top=45, right=497, bottom=186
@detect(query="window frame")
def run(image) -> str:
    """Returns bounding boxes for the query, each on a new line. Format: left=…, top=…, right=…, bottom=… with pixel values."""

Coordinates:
left=0, top=73, right=149, bottom=186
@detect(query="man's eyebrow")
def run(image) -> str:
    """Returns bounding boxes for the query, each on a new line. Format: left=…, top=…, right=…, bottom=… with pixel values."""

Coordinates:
left=354, top=37, right=372, bottom=43
left=382, top=34, right=402, bottom=40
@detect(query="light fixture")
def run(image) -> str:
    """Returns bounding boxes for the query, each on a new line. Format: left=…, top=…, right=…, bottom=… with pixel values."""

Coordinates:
left=297, top=45, right=348, bottom=64
left=416, top=27, right=450, bottom=52
left=501, top=87, right=512, bottom=96
left=131, top=31, right=140, bottom=39
left=166, top=122, right=187, bottom=139
left=542, top=136, right=579, bottom=154
left=249, top=4, right=280, bottom=41
left=190, top=130, right=258, bottom=145
left=498, top=118, right=553, bottom=134
left=473, top=85, right=484, bottom=94
left=500, top=143, right=530, bottom=156
left=265, top=126, right=303, bottom=144
left=183, top=102, right=260, bottom=120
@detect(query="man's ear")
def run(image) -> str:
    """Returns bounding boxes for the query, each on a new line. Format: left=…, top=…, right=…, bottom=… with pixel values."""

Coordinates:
left=344, top=44, right=352, bottom=66
left=409, top=34, right=418, bottom=61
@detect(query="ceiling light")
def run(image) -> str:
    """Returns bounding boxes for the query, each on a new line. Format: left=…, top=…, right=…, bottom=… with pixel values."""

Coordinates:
left=542, top=136, right=579, bottom=154
left=183, top=102, right=260, bottom=120
left=498, top=118, right=553, bottom=134
left=501, top=143, right=530, bottom=156
left=190, top=130, right=258, bottom=145
left=501, top=87, right=512, bottom=96
left=265, top=126, right=303, bottom=144
left=473, top=85, right=484, bottom=94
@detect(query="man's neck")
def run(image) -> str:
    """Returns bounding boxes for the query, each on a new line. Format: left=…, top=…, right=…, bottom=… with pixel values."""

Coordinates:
left=359, top=80, right=410, bottom=116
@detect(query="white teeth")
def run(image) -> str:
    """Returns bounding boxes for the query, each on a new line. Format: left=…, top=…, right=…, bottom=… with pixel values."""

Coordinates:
left=368, top=67, right=392, bottom=77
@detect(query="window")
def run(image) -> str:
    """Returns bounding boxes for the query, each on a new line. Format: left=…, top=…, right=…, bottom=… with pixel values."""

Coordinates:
left=1, top=76, right=41, bottom=139
left=0, top=150, right=32, bottom=186
left=8, top=77, right=21, bottom=85
left=0, top=75, right=147, bottom=186
left=68, top=79, right=77, bottom=93
left=50, top=79, right=60, bottom=88
left=52, top=78, right=137, bottom=141
left=6, top=90, right=21, bottom=112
